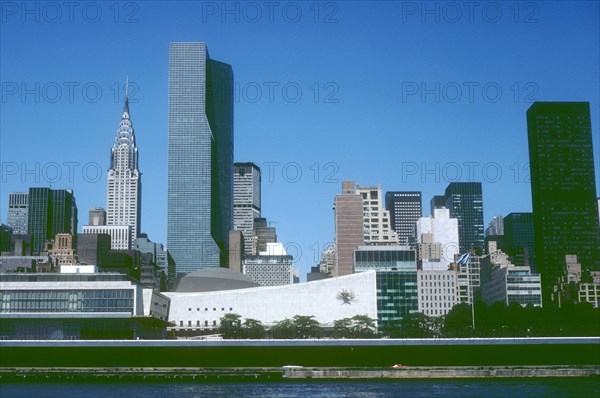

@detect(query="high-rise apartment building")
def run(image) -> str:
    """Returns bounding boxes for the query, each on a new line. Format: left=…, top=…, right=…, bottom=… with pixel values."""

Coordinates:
left=88, top=208, right=106, bottom=226
left=356, top=185, right=398, bottom=244
left=334, top=181, right=364, bottom=276
left=106, top=92, right=141, bottom=248
left=27, top=188, right=77, bottom=254
left=444, top=182, right=484, bottom=254
left=527, top=102, right=600, bottom=303
left=167, top=42, right=234, bottom=275
left=7, top=192, right=29, bottom=235
left=233, top=162, right=261, bottom=256
left=385, top=191, right=422, bottom=245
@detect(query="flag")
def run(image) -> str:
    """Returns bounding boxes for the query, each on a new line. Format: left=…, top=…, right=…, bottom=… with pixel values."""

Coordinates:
left=456, top=252, right=471, bottom=265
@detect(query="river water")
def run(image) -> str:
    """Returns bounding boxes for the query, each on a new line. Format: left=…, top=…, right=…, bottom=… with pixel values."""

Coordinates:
left=1, top=379, right=599, bottom=398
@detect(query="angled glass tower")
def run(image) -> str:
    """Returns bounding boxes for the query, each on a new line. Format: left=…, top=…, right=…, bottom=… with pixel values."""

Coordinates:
left=444, top=182, right=484, bottom=254
left=106, top=88, right=141, bottom=247
left=167, top=42, right=234, bottom=276
left=527, top=102, right=600, bottom=303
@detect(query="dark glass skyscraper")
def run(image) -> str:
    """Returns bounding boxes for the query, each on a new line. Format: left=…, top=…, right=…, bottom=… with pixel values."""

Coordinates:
left=385, top=191, right=422, bottom=245
left=527, top=102, right=600, bottom=302
left=167, top=43, right=234, bottom=276
left=27, top=188, right=77, bottom=254
left=443, top=182, right=484, bottom=254
left=503, top=212, right=535, bottom=271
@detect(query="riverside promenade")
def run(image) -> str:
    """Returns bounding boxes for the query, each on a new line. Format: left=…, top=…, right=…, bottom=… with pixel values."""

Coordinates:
left=1, top=337, right=599, bottom=369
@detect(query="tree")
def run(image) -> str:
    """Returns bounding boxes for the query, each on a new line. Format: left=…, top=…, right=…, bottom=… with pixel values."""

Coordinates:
left=401, top=313, right=435, bottom=338
left=272, top=318, right=295, bottom=339
left=443, top=303, right=473, bottom=337
left=350, top=315, right=378, bottom=338
left=243, top=318, right=265, bottom=339
left=292, top=315, right=320, bottom=338
left=219, top=313, right=242, bottom=339
left=333, top=318, right=353, bottom=338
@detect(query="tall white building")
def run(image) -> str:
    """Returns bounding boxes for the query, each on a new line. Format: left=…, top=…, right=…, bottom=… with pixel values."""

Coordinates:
left=7, top=192, right=28, bottom=235
left=356, top=185, right=398, bottom=244
left=106, top=91, right=140, bottom=248
left=233, top=163, right=261, bottom=256
left=416, top=208, right=460, bottom=271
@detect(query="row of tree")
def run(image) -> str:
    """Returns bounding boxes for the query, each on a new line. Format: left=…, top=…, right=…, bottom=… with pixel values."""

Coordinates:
left=219, top=313, right=378, bottom=339
left=218, top=302, right=600, bottom=339
left=388, top=301, right=600, bottom=338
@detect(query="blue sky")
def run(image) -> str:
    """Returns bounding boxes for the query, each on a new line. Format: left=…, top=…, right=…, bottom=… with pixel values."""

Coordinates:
left=1, top=1, right=599, bottom=279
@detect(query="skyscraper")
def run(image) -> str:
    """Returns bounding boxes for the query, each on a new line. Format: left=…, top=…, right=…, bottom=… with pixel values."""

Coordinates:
left=527, top=102, right=600, bottom=303
left=385, top=191, right=422, bottom=245
left=356, top=185, right=398, bottom=244
left=233, top=162, right=261, bottom=256
left=7, top=192, right=28, bottom=234
left=27, top=188, right=77, bottom=254
left=106, top=89, right=141, bottom=248
left=88, top=207, right=106, bottom=226
left=430, top=195, right=446, bottom=216
left=167, top=42, right=234, bottom=275
left=334, top=181, right=364, bottom=276
left=503, top=212, right=535, bottom=271
left=444, top=182, right=484, bottom=254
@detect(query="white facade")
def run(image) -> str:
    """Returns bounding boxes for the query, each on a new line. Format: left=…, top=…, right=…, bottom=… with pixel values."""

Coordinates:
left=106, top=95, right=140, bottom=248
left=82, top=225, right=131, bottom=250
left=417, top=270, right=459, bottom=317
left=356, top=185, right=398, bottom=244
left=60, top=265, right=97, bottom=274
left=165, top=271, right=378, bottom=329
left=416, top=208, right=459, bottom=270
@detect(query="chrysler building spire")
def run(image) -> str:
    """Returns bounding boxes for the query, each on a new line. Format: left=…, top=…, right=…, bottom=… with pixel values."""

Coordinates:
left=106, top=79, right=141, bottom=248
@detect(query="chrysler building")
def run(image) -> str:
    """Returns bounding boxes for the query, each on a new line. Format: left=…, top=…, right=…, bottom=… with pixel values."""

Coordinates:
left=106, top=85, right=141, bottom=247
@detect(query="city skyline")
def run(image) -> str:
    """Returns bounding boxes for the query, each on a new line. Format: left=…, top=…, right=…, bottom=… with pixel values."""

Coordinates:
left=1, top=2, right=599, bottom=279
